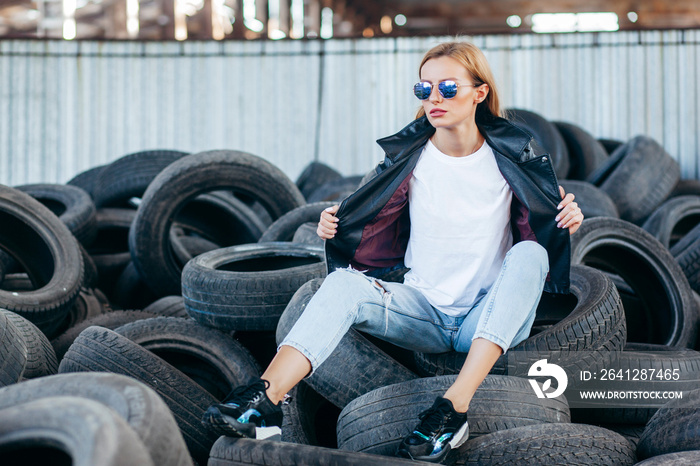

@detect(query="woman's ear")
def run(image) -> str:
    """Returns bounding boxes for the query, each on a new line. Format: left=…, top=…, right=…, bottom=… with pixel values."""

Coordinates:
left=475, top=83, right=489, bottom=104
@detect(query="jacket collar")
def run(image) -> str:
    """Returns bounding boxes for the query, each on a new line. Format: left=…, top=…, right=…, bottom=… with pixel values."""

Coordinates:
left=376, top=109, right=537, bottom=162
left=376, top=115, right=434, bottom=163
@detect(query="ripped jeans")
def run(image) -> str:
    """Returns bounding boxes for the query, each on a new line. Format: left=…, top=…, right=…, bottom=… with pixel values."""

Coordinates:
left=279, top=240, right=549, bottom=374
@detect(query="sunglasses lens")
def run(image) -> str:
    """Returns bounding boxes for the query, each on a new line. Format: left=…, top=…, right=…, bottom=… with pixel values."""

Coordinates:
left=414, top=82, right=432, bottom=100
left=438, top=80, right=458, bottom=99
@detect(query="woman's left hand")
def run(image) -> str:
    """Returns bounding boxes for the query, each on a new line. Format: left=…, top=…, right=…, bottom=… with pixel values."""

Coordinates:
left=556, top=186, right=584, bottom=235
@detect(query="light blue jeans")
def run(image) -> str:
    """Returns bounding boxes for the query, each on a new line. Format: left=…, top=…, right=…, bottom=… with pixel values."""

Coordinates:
left=280, top=240, right=549, bottom=373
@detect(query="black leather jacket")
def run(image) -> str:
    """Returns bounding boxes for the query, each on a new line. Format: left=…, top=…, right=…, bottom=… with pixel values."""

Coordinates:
left=325, top=111, right=571, bottom=295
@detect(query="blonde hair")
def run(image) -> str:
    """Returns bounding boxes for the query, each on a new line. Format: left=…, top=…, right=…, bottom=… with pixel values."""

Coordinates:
left=415, top=41, right=502, bottom=119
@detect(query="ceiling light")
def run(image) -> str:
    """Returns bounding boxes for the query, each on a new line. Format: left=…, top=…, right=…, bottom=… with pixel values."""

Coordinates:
left=244, top=18, right=264, bottom=32
left=290, top=0, right=303, bottom=38
left=63, top=0, right=76, bottom=40
left=269, top=29, right=286, bottom=40
left=531, top=13, right=576, bottom=33
left=531, top=12, right=618, bottom=33
left=320, top=7, right=333, bottom=38
left=506, top=15, right=521, bottom=28
left=394, top=14, right=406, bottom=26
left=576, top=12, right=619, bottom=32
left=380, top=15, right=392, bottom=34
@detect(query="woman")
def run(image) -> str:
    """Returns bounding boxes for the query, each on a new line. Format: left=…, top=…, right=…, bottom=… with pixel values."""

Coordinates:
left=202, top=41, right=583, bottom=463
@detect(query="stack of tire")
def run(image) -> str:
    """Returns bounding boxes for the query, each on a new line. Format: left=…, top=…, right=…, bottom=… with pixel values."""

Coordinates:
left=0, top=106, right=698, bottom=464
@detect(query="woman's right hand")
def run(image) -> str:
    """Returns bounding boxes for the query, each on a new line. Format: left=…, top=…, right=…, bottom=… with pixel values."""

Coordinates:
left=317, top=205, right=340, bottom=240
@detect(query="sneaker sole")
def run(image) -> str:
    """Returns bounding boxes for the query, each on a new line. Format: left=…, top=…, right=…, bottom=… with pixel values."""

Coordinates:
left=397, top=422, right=469, bottom=464
left=256, top=426, right=282, bottom=440
left=448, top=421, right=469, bottom=450
left=201, top=407, right=255, bottom=438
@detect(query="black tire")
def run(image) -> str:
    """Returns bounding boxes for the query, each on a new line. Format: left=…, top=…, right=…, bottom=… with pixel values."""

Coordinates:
left=598, top=138, right=624, bottom=155
left=637, top=387, right=700, bottom=460
left=235, top=195, right=274, bottom=228
left=66, top=164, right=106, bottom=199
left=507, top=108, right=570, bottom=179
left=276, top=278, right=417, bottom=409
left=0, top=396, right=155, bottom=466
left=0, top=244, right=34, bottom=279
left=143, top=295, right=189, bottom=318
left=114, top=316, right=261, bottom=400
left=641, top=195, right=700, bottom=249
left=281, top=381, right=341, bottom=448
left=208, top=436, right=420, bottom=466
left=670, top=179, right=700, bottom=198
left=570, top=343, right=700, bottom=425
left=635, top=451, right=700, bottom=465
left=596, top=423, right=645, bottom=448
left=129, top=150, right=306, bottom=297
left=233, top=330, right=279, bottom=370
left=0, top=249, right=9, bottom=280
left=553, top=121, right=609, bottom=180
left=110, top=261, right=158, bottom=310
left=53, top=288, right=108, bottom=337
left=0, top=272, right=33, bottom=291
left=258, top=202, right=336, bottom=243
left=182, top=243, right=326, bottom=332
left=0, top=311, right=27, bottom=387
left=586, top=136, right=680, bottom=224
left=1, top=309, right=57, bottom=379
left=172, top=191, right=267, bottom=255
left=605, top=273, right=653, bottom=345
left=296, top=161, right=342, bottom=201
left=337, top=374, right=570, bottom=457
left=559, top=180, right=619, bottom=219
left=93, top=287, right=111, bottom=308
left=0, top=372, right=193, bottom=466
left=51, top=310, right=157, bottom=361
left=292, top=222, right=324, bottom=247
left=170, top=232, right=221, bottom=266
left=571, top=217, right=698, bottom=347
left=414, top=265, right=626, bottom=379
left=58, top=326, right=220, bottom=465
left=92, top=149, right=189, bottom=208
left=282, top=381, right=340, bottom=448
left=0, top=185, right=84, bottom=335
left=454, top=423, right=636, bottom=465
left=79, top=242, right=99, bottom=289
left=306, top=176, right=363, bottom=203
left=15, top=183, right=98, bottom=247
left=88, top=207, right=136, bottom=298
left=1, top=268, right=94, bottom=300
left=668, top=223, right=700, bottom=298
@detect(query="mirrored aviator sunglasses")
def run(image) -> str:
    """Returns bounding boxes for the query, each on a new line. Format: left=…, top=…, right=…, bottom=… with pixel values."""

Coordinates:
left=413, top=80, right=460, bottom=100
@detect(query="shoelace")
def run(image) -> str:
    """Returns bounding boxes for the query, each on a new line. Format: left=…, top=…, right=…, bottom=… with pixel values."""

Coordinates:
left=416, top=404, right=449, bottom=436
left=223, top=379, right=269, bottom=406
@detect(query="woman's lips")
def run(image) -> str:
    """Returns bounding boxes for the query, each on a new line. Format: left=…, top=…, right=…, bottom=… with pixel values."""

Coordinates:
left=430, top=109, right=446, bottom=117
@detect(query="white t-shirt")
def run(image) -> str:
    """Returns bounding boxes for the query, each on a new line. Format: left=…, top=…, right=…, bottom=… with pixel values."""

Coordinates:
left=403, top=139, right=513, bottom=317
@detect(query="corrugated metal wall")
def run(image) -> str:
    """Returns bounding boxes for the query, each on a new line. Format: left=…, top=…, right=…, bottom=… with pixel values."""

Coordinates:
left=1, top=30, right=699, bottom=186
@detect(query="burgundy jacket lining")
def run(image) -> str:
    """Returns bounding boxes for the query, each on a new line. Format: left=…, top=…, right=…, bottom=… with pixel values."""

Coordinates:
left=351, top=173, right=412, bottom=270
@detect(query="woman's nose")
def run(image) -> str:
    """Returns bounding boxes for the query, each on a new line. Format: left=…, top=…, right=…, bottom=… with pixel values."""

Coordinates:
left=429, top=86, right=442, bottom=103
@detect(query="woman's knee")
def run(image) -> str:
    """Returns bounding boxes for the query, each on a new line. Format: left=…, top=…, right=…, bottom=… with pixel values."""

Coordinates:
left=508, top=241, right=549, bottom=274
left=323, top=268, right=373, bottom=288
left=315, top=268, right=378, bottom=302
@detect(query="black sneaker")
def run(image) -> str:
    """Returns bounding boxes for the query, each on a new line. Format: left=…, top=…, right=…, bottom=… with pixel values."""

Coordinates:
left=396, top=396, right=469, bottom=463
left=201, top=378, right=283, bottom=439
